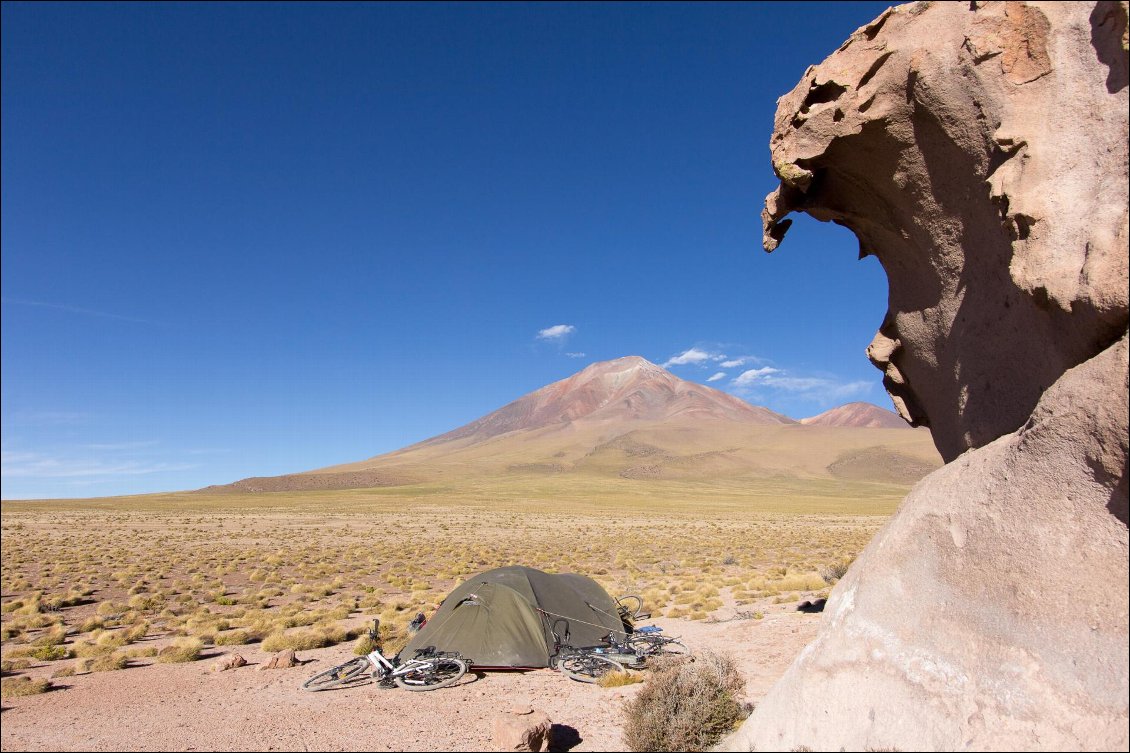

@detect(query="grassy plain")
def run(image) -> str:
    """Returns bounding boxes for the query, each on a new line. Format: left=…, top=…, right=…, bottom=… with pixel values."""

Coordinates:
left=0, top=472, right=908, bottom=686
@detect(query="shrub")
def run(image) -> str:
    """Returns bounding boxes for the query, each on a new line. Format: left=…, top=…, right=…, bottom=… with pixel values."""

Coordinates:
left=32, top=625, right=68, bottom=647
left=622, top=652, right=745, bottom=752
left=30, top=645, right=70, bottom=662
left=157, top=637, right=203, bottom=663
left=353, top=634, right=379, bottom=656
left=1, top=676, right=52, bottom=698
left=124, top=646, right=159, bottom=659
left=89, top=653, right=129, bottom=672
left=820, top=559, right=853, bottom=585
left=260, top=629, right=332, bottom=653
left=214, top=629, right=256, bottom=646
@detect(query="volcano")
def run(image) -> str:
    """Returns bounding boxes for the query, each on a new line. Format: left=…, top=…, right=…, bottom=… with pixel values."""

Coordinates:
left=209, top=356, right=939, bottom=493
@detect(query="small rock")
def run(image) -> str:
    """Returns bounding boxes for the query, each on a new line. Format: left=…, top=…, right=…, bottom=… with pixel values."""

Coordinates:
left=491, top=708, right=552, bottom=752
left=259, top=649, right=299, bottom=670
left=212, top=653, right=247, bottom=672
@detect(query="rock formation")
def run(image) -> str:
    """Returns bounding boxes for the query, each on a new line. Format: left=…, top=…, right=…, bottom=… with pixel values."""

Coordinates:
left=724, top=2, right=1129, bottom=750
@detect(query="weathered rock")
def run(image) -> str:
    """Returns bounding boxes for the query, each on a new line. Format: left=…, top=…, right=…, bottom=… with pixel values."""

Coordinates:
left=724, top=2, right=1129, bottom=751
left=259, top=649, right=299, bottom=670
left=211, top=653, right=247, bottom=672
left=491, top=707, right=553, bottom=752
left=762, top=0, right=1128, bottom=462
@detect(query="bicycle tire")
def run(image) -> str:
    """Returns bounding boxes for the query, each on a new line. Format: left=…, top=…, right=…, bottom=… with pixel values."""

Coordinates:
left=557, top=653, right=623, bottom=683
left=616, top=595, right=644, bottom=620
left=393, top=657, right=467, bottom=691
left=301, top=657, right=373, bottom=692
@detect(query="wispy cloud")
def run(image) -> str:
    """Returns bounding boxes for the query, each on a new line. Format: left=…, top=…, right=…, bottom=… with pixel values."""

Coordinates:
left=730, top=368, right=872, bottom=402
left=706, top=372, right=727, bottom=382
left=720, top=356, right=765, bottom=369
left=81, top=440, right=159, bottom=451
left=1, top=449, right=195, bottom=479
left=2, top=411, right=90, bottom=427
left=1, top=298, right=158, bottom=325
left=565, top=352, right=587, bottom=358
left=536, top=324, right=576, bottom=341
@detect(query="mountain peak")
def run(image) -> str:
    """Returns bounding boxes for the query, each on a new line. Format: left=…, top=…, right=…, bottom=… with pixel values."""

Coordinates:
left=419, top=356, right=794, bottom=446
left=800, top=402, right=909, bottom=429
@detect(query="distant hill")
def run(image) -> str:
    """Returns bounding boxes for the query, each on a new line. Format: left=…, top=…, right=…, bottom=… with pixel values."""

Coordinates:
left=205, top=357, right=940, bottom=493
left=800, top=402, right=908, bottom=429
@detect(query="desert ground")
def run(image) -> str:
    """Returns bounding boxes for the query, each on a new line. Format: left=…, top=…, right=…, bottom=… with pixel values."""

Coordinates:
left=1, top=481, right=899, bottom=751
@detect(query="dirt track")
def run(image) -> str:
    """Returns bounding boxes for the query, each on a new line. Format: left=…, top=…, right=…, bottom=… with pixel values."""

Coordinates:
left=0, top=609, right=820, bottom=752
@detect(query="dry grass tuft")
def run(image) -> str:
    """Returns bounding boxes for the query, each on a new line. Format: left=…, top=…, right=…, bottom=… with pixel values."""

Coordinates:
left=88, top=653, right=130, bottom=672
left=597, top=669, right=643, bottom=688
left=622, top=651, right=745, bottom=752
left=1, top=676, right=52, bottom=698
left=157, top=637, right=203, bottom=663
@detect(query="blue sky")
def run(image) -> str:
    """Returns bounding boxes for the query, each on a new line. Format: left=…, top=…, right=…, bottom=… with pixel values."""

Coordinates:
left=2, top=1, right=895, bottom=499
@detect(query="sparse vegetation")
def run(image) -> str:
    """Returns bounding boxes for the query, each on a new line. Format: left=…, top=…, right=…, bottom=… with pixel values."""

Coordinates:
left=2, top=483, right=896, bottom=722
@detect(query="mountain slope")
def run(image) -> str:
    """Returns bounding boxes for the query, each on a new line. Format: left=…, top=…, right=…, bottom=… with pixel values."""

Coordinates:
left=206, top=357, right=941, bottom=493
left=800, top=402, right=908, bottom=429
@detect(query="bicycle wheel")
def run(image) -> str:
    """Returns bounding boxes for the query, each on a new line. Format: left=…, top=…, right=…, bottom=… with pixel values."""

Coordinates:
left=301, top=657, right=373, bottom=691
left=557, top=653, right=624, bottom=683
left=616, top=595, right=644, bottom=620
left=393, top=657, right=468, bottom=691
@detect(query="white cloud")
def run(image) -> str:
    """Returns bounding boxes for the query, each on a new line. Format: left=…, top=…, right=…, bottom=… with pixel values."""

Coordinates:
left=537, top=324, right=576, bottom=341
left=706, top=372, right=727, bottom=382
left=565, top=352, right=587, bottom=358
left=731, top=367, right=781, bottom=386
left=662, top=348, right=716, bottom=368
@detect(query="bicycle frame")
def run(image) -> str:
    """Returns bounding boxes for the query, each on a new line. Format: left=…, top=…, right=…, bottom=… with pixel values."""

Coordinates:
left=362, top=647, right=456, bottom=681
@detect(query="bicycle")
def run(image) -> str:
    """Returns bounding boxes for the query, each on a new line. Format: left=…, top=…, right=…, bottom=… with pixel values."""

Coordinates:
left=549, top=621, right=644, bottom=683
left=301, top=620, right=469, bottom=692
left=625, top=630, right=689, bottom=658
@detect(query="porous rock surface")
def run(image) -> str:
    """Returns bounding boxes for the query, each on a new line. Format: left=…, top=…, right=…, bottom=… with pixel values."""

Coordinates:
left=724, top=2, right=1129, bottom=750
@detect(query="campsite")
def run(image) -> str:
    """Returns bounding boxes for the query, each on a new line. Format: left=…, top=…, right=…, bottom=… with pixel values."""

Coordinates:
left=0, top=498, right=855, bottom=750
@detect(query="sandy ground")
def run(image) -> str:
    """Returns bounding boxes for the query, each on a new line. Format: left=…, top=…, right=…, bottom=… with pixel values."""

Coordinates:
left=0, top=606, right=821, bottom=752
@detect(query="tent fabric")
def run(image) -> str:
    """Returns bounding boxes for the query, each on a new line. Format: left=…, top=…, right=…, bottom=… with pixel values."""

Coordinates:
left=401, top=565, right=625, bottom=668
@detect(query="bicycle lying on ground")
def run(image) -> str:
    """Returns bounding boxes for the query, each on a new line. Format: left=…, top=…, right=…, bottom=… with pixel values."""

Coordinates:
left=625, top=629, right=688, bottom=659
left=549, top=620, right=689, bottom=683
left=301, top=620, right=469, bottom=692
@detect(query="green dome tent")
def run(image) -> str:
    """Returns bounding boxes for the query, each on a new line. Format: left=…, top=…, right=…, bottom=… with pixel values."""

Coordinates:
left=401, top=566, right=627, bottom=668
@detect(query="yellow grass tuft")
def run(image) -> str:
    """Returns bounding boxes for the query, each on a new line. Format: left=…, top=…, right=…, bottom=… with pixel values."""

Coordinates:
left=598, top=669, right=644, bottom=688
left=1, top=676, right=52, bottom=698
left=157, top=637, right=203, bottom=663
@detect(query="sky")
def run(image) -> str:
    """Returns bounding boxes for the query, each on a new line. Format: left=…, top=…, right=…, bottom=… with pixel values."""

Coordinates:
left=2, top=1, right=896, bottom=500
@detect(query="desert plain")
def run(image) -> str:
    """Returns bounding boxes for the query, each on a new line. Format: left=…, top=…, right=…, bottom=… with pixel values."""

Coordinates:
left=0, top=453, right=930, bottom=751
